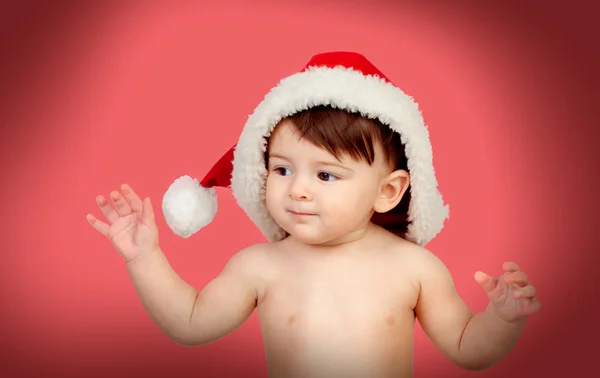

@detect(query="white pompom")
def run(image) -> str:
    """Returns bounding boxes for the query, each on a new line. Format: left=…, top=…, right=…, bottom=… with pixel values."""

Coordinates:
left=161, top=175, right=217, bottom=238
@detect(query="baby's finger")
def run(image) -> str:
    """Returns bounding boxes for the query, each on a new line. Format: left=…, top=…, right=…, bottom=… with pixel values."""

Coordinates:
left=524, top=298, right=541, bottom=315
left=142, top=197, right=155, bottom=223
left=86, top=214, right=110, bottom=236
left=504, top=271, right=529, bottom=286
left=503, top=262, right=520, bottom=272
left=513, top=284, right=536, bottom=299
left=96, top=195, right=120, bottom=223
left=111, top=190, right=132, bottom=217
left=122, top=184, right=143, bottom=214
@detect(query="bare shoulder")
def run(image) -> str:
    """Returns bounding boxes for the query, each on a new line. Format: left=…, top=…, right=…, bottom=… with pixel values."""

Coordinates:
left=383, top=234, right=454, bottom=287
left=224, top=242, right=274, bottom=276
left=402, top=242, right=449, bottom=272
left=220, top=242, right=279, bottom=299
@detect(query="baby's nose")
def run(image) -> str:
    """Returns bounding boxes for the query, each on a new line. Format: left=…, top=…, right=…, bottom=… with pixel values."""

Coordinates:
left=289, top=178, right=312, bottom=201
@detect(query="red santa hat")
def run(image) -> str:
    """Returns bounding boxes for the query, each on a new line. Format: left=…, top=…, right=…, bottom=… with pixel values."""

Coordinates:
left=161, top=51, right=449, bottom=246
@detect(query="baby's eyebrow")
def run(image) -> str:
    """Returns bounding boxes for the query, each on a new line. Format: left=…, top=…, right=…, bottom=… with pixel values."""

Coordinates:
left=268, top=153, right=288, bottom=160
left=315, top=160, right=354, bottom=172
left=268, top=152, right=354, bottom=172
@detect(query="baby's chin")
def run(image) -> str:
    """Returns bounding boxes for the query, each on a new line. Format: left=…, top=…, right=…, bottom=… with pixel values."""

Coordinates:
left=271, top=213, right=366, bottom=247
left=279, top=226, right=324, bottom=245
left=284, top=225, right=358, bottom=247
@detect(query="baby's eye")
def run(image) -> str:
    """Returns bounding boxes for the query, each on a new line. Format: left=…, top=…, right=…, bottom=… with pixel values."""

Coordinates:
left=318, top=172, right=337, bottom=181
left=275, top=167, right=292, bottom=176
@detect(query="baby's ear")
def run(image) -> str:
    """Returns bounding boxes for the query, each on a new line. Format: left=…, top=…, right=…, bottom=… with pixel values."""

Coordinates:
left=373, top=170, right=410, bottom=213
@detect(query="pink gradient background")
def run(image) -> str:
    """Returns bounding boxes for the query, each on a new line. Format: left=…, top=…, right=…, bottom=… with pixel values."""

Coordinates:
left=1, top=1, right=597, bottom=377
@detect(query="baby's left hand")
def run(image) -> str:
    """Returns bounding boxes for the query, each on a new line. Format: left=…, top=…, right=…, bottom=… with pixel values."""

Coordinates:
left=474, top=262, right=541, bottom=323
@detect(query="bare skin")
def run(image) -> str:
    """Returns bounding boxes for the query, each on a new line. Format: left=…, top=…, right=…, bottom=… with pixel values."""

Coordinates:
left=87, top=184, right=539, bottom=377
left=255, top=226, right=421, bottom=378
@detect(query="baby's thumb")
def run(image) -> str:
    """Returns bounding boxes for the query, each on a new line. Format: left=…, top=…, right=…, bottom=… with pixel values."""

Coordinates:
left=474, top=271, right=496, bottom=293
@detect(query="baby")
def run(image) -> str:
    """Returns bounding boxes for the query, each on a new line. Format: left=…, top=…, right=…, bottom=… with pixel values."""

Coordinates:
left=87, top=52, right=540, bottom=377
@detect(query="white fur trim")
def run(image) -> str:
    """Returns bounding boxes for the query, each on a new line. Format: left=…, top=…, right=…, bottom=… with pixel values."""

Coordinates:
left=162, top=175, right=218, bottom=238
left=231, top=66, right=449, bottom=246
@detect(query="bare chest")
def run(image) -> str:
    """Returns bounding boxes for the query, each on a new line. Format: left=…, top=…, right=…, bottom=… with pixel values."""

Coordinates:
left=255, top=264, right=419, bottom=377
left=259, top=269, right=418, bottom=335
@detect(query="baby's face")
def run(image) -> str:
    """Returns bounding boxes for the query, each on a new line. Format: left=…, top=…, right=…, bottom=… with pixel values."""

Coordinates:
left=265, top=120, right=392, bottom=246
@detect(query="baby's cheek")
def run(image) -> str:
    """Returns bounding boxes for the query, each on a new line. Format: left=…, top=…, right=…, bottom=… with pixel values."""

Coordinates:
left=265, top=188, right=285, bottom=214
left=325, top=196, right=366, bottom=218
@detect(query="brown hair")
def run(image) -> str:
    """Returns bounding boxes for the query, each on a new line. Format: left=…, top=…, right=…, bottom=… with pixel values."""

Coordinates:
left=266, top=105, right=412, bottom=238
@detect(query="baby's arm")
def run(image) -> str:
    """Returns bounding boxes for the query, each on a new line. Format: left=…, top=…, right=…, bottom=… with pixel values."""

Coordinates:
left=126, top=244, right=261, bottom=346
left=414, top=250, right=525, bottom=371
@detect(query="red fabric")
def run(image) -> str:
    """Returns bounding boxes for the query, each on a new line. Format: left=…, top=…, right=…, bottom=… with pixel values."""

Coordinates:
left=301, top=51, right=392, bottom=83
left=201, top=146, right=235, bottom=188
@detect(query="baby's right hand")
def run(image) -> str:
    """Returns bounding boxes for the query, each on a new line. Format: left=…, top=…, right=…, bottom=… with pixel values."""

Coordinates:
left=87, top=184, right=159, bottom=264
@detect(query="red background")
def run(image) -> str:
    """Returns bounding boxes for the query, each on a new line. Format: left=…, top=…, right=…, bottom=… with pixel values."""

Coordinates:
left=1, top=1, right=597, bottom=377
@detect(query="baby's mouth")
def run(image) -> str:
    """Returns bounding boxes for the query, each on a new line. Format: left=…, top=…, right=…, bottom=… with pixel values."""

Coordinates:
left=289, top=210, right=317, bottom=217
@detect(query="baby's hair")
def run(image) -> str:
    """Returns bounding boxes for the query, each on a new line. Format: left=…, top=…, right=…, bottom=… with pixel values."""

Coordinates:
left=266, top=105, right=412, bottom=238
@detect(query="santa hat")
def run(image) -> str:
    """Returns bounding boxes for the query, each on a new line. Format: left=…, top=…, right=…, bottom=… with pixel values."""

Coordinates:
left=161, top=51, right=449, bottom=246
